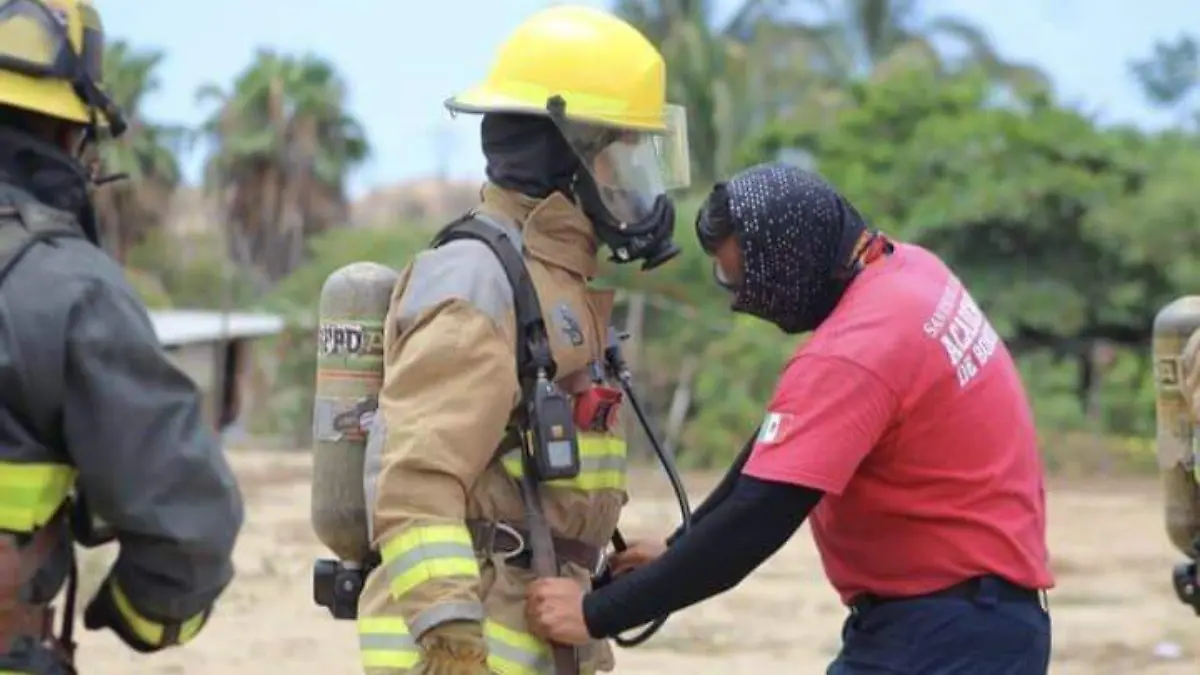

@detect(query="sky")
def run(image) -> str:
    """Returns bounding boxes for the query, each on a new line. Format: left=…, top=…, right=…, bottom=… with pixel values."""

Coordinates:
left=99, top=0, right=1200, bottom=197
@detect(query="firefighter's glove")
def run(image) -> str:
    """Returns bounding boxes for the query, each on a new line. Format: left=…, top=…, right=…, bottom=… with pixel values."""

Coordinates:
left=84, top=575, right=210, bottom=654
left=415, top=621, right=490, bottom=675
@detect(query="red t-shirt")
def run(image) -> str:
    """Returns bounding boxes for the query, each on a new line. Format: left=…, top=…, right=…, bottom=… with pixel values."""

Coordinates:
left=742, top=243, right=1053, bottom=603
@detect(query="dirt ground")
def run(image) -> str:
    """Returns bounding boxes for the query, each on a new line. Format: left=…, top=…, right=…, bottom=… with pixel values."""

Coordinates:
left=73, top=450, right=1198, bottom=674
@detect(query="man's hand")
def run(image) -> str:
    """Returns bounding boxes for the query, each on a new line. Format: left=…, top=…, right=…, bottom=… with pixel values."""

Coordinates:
left=525, top=578, right=591, bottom=646
left=416, top=621, right=490, bottom=675
left=608, top=539, right=667, bottom=576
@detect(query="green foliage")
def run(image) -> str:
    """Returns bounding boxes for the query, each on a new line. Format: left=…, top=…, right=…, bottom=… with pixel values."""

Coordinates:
left=196, top=50, right=370, bottom=189
left=255, top=224, right=436, bottom=443
left=617, top=0, right=1050, bottom=185
left=125, top=229, right=259, bottom=309
left=101, top=16, right=1200, bottom=473
left=266, top=225, right=434, bottom=317
left=682, top=315, right=795, bottom=466
left=100, top=40, right=186, bottom=184
left=1130, top=34, right=1199, bottom=110
left=230, top=62, right=1200, bottom=461
left=192, top=49, right=374, bottom=283
left=123, top=268, right=173, bottom=309
left=742, top=68, right=1200, bottom=442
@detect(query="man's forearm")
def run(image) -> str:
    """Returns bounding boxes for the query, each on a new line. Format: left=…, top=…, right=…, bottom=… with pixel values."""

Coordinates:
left=584, top=475, right=821, bottom=637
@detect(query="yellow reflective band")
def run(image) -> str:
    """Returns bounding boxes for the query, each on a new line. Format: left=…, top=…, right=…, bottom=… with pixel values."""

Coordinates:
left=486, top=620, right=551, bottom=675
left=359, top=616, right=420, bottom=670
left=357, top=616, right=551, bottom=675
left=379, top=524, right=481, bottom=599
left=503, top=434, right=627, bottom=491
left=110, top=582, right=207, bottom=647
left=0, top=461, right=75, bottom=532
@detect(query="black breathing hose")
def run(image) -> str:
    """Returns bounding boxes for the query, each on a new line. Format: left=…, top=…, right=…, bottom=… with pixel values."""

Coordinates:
left=603, top=329, right=693, bottom=647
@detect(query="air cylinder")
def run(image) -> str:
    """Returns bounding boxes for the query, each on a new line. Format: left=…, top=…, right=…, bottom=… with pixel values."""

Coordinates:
left=310, top=261, right=399, bottom=563
left=1152, top=296, right=1200, bottom=557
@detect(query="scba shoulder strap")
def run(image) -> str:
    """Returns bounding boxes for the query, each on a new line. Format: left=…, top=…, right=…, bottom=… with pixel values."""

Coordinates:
left=430, top=212, right=583, bottom=675
left=0, top=201, right=85, bottom=288
left=430, top=212, right=558, bottom=395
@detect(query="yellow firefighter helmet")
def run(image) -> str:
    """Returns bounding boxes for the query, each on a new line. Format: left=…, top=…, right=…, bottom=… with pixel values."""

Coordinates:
left=0, top=0, right=125, bottom=135
left=447, top=5, right=671, bottom=132
left=446, top=5, right=691, bottom=229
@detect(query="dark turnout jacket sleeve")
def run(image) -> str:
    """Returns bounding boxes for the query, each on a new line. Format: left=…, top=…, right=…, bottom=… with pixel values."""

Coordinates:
left=61, top=277, right=245, bottom=621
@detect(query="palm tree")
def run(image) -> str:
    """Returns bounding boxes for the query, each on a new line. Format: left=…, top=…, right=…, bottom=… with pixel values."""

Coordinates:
left=615, top=0, right=790, bottom=185
left=794, top=0, right=1048, bottom=91
left=196, top=50, right=369, bottom=286
left=616, top=0, right=1048, bottom=183
left=1129, top=34, right=1200, bottom=127
left=93, top=40, right=186, bottom=264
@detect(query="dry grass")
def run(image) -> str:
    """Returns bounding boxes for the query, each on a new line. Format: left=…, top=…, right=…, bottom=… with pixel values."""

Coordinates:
left=66, top=452, right=1198, bottom=674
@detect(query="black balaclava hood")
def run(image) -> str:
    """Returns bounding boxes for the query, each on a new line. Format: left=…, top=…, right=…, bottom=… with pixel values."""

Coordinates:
left=723, top=162, right=870, bottom=334
left=0, top=125, right=99, bottom=244
left=481, top=113, right=580, bottom=199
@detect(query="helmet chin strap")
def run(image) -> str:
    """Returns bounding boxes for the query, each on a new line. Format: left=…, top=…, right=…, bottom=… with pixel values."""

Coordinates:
left=73, top=103, right=128, bottom=187
left=65, top=39, right=129, bottom=188
left=73, top=133, right=127, bottom=187
left=90, top=170, right=128, bottom=187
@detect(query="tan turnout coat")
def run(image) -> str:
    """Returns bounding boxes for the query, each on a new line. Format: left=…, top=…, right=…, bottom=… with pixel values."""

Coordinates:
left=357, top=184, right=628, bottom=674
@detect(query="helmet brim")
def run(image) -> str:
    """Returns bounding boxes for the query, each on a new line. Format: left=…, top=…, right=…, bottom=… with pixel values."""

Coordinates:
left=444, top=86, right=669, bottom=133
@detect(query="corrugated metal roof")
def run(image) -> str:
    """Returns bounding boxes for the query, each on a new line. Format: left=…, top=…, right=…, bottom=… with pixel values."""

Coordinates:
left=149, top=310, right=287, bottom=347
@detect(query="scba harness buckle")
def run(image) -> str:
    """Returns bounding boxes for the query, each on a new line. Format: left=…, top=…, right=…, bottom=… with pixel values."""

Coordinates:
left=471, top=520, right=528, bottom=563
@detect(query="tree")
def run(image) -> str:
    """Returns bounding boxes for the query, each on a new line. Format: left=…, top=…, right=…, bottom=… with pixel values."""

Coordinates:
left=93, top=40, right=186, bottom=263
left=1130, top=34, right=1200, bottom=120
left=615, top=1, right=804, bottom=185
left=794, top=0, right=1041, bottom=84
left=196, top=50, right=370, bottom=287
left=615, top=0, right=1047, bottom=188
left=745, top=70, right=1200, bottom=435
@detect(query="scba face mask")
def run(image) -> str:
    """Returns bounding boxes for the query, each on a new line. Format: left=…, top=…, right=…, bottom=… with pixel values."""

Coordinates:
left=549, top=96, right=691, bottom=270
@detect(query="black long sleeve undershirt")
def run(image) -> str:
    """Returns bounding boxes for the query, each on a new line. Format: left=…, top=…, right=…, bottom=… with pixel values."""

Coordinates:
left=582, top=475, right=823, bottom=638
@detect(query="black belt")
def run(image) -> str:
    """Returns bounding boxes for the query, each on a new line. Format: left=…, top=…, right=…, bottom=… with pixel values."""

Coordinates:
left=466, top=519, right=602, bottom=572
left=850, top=576, right=1044, bottom=614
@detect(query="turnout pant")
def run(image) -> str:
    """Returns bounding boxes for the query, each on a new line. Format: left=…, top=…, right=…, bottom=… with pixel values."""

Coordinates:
left=827, top=576, right=1051, bottom=675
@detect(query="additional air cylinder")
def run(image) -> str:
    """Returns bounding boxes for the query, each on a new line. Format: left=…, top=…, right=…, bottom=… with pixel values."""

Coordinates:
left=311, top=262, right=399, bottom=563
left=1152, top=296, right=1200, bottom=557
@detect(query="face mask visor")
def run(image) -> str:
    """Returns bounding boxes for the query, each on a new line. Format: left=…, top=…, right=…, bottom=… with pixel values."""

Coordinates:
left=551, top=100, right=691, bottom=229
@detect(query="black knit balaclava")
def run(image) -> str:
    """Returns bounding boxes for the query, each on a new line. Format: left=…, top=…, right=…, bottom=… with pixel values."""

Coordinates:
left=481, top=113, right=579, bottom=199
left=0, top=125, right=100, bottom=244
left=722, top=162, right=869, bottom=334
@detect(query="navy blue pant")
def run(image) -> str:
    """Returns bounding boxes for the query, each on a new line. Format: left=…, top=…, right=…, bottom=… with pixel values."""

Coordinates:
left=827, top=577, right=1051, bottom=674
